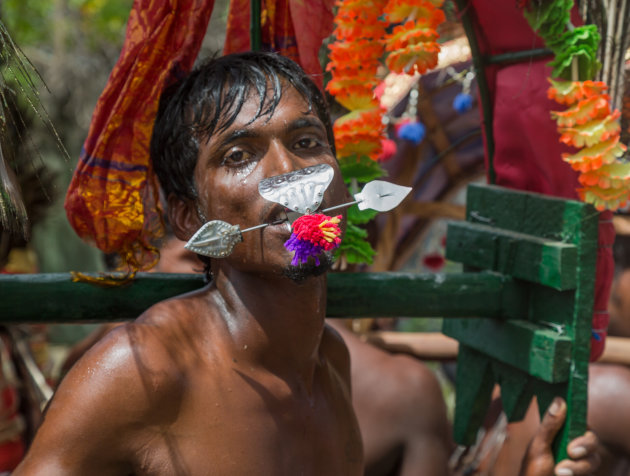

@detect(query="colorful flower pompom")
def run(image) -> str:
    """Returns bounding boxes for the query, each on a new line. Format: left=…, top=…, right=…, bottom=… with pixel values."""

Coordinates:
left=284, top=214, right=343, bottom=266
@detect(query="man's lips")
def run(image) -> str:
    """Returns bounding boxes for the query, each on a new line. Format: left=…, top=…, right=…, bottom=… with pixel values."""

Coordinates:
left=262, top=198, right=335, bottom=229
left=265, top=205, right=290, bottom=226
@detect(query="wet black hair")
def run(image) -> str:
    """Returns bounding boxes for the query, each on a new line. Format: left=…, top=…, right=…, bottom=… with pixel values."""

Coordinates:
left=150, top=51, right=335, bottom=202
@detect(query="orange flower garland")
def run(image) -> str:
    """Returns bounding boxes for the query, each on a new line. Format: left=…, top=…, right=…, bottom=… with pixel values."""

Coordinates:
left=549, top=79, right=630, bottom=210
left=333, top=108, right=385, bottom=159
left=326, top=0, right=387, bottom=160
left=384, top=0, right=444, bottom=74
left=326, top=0, right=446, bottom=161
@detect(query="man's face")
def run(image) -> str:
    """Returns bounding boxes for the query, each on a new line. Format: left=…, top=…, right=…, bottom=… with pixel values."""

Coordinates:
left=192, top=84, right=348, bottom=277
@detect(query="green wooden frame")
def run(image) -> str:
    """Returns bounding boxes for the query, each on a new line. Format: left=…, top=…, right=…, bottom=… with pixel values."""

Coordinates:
left=0, top=184, right=597, bottom=461
left=443, top=184, right=597, bottom=460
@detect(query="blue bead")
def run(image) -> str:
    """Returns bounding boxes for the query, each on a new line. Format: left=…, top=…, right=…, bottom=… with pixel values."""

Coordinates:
left=453, top=93, right=473, bottom=114
left=397, top=122, right=426, bottom=145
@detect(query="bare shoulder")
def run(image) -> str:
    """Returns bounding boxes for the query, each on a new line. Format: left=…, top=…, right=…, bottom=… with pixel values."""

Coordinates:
left=384, top=354, right=445, bottom=416
left=16, top=297, right=200, bottom=475
left=321, top=323, right=352, bottom=384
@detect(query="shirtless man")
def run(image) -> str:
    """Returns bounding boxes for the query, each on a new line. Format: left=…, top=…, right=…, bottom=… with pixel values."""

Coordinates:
left=17, top=52, right=361, bottom=475
left=15, top=52, right=598, bottom=475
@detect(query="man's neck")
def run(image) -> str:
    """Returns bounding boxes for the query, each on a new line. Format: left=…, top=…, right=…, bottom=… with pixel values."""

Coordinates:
left=211, top=265, right=328, bottom=384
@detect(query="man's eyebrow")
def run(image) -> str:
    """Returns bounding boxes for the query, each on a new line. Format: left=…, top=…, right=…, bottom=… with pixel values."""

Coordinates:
left=219, top=128, right=260, bottom=146
left=286, top=117, right=326, bottom=133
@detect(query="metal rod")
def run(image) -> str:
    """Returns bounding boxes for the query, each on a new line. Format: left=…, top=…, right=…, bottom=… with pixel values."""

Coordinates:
left=322, top=200, right=360, bottom=213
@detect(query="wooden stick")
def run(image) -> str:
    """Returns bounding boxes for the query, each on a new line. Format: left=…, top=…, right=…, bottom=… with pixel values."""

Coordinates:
left=365, top=332, right=630, bottom=367
left=598, top=336, right=630, bottom=365
left=365, top=331, right=459, bottom=360
left=602, top=0, right=617, bottom=86
left=614, top=0, right=630, bottom=110
left=610, top=0, right=628, bottom=110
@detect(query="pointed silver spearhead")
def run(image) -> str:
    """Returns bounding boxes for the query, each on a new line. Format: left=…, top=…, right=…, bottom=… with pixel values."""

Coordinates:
left=184, top=220, right=243, bottom=258
left=354, top=181, right=412, bottom=212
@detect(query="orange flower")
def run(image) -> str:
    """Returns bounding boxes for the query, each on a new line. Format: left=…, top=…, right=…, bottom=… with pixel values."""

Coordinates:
left=384, top=0, right=445, bottom=26
left=551, top=95, right=611, bottom=128
left=328, top=40, right=384, bottom=63
left=578, top=162, right=630, bottom=188
left=550, top=78, right=630, bottom=211
left=562, top=136, right=626, bottom=172
left=579, top=184, right=630, bottom=211
left=326, top=78, right=380, bottom=110
left=385, top=21, right=439, bottom=50
left=547, top=79, right=608, bottom=105
left=385, top=42, right=441, bottom=74
left=334, top=108, right=384, bottom=160
left=335, top=10, right=387, bottom=40
left=558, top=110, right=621, bottom=148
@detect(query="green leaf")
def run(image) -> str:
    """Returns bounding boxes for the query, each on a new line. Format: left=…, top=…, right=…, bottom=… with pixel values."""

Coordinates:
left=339, top=155, right=386, bottom=184
left=548, top=25, right=601, bottom=80
left=523, top=0, right=572, bottom=40
left=347, top=204, right=378, bottom=225
left=338, top=223, right=375, bottom=265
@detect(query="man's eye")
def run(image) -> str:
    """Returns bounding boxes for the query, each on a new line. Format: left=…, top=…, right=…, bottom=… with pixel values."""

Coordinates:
left=294, top=138, right=320, bottom=149
left=223, top=149, right=253, bottom=166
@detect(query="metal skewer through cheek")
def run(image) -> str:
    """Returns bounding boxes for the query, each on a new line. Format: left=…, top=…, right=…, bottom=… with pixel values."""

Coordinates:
left=185, top=178, right=410, bottom=258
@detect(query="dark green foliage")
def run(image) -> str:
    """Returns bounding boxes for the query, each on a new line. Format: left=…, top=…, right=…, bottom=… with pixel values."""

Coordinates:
left=337, top=223, right=376, bottom=265
left=338, top=155, right=386, bottom=185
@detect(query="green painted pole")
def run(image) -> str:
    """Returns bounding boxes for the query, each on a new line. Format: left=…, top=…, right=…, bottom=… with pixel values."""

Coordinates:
left=250, top=0, right=262, bottom=51
left=454, top=0, right=496, bottom=184
left=0, top=272, right=513, bottom=323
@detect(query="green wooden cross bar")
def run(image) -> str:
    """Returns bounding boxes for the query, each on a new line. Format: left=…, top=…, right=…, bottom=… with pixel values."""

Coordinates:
left=443, top=184, right=598, bottom=462
left=0, top=271, right=518, bottom=323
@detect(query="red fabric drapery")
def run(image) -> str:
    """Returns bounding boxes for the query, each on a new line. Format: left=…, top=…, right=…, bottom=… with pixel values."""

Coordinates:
left=224, top=0, right=335, bottom=89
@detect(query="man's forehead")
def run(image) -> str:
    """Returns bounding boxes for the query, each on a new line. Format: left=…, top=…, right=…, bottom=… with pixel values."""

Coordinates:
left=213, top=87, right=318, bottom=135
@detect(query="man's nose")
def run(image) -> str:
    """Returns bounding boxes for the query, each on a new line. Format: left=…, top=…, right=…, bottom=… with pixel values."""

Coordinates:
left=265, top=140, right=305, bottom=176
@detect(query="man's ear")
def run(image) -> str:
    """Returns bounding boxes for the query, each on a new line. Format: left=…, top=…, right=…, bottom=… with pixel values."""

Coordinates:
left=167, top=194, right=203, bottom=241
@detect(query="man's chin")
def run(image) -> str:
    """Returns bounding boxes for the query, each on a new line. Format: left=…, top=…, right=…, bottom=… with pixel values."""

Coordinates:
left=282, top=252, right=334, bottom=284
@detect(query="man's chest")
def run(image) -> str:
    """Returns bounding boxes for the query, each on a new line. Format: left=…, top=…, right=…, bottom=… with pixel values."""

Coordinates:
left=131, top=366, right=363, bottom=475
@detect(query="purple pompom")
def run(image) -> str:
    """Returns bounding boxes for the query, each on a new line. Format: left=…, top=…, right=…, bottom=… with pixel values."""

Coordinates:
left=284, top=234, right=324, bottom=266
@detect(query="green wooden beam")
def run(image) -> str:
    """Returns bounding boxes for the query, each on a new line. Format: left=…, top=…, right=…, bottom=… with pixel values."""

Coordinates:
left=465, top=183, right=594, bottom=240
left=447, top=221, right=577, bottom=290
left=0, top=271, right=515, bottom=323
left=443, top=318, right=572, bottom=383
left=326, top=271, right=516, bottom=318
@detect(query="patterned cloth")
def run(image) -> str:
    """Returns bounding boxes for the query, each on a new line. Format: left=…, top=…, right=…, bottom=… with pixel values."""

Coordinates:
left=64, top=0, right=215, bottom=272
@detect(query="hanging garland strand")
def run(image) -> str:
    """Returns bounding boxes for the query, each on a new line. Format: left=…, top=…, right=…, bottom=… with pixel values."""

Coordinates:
left=325, top=0, right=445, bottom=264
left=522, top=0, right=630, bottom=211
